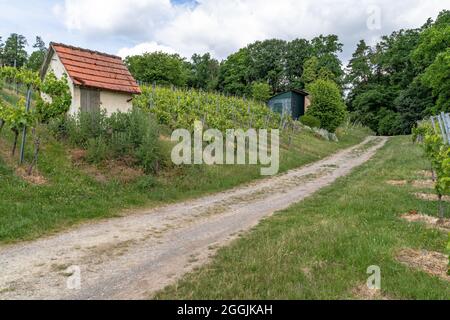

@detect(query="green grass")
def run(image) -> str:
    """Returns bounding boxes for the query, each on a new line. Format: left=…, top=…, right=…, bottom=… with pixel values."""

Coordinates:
left=155, top=136, right=449, bottom=300
left=0, top=88, right=21, bottom=106
left=0, top=119, right=370, bottom=244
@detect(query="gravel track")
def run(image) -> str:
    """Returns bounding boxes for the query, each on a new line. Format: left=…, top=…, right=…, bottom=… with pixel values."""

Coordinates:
left=0, top=136, right=388, bottom=300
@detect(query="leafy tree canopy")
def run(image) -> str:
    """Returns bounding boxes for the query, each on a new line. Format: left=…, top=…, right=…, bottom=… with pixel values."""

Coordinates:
left=187, top=53, right=220, bottom=91
left=27, top=37, right=48, bottom=72
left=125, top=52, right=189, bottom=87
left=3, top=33, right=28, bottom=68
left=346, top=10, right=449, bottom=135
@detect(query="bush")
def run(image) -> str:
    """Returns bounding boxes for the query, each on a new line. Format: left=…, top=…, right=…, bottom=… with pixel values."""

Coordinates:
left=377, top=108, right=404, bottom=136
left=86, top=136, right=109, bottom=164
left=51, top=108, right=163, bottom=173
left=307, top=79, right=347, bottom=133
left=251, top=82, right=272, bottom=102
left=300, top=115, right=321, bottom=128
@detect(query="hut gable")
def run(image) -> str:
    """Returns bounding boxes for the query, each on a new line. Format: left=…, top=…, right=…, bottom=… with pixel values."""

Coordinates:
left=41, top=43, right=141, bottom=115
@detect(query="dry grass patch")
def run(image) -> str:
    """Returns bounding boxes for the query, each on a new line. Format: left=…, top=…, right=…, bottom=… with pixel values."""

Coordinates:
left=396, top=249, right=449, bottom=282
left=418, top=170, right=434, bottom=178
left=414, top=193, right=450, bottom=202
left=70, top=149, right=143, bottom=184
left=412, top=179, right=435, bottom=189
left=0, top=140, right=48, bottom=185
left=16, top=167, right=47, bottom=185
left=401, top=211, right=450, bottom=232
left=352, top=284, right=390, bottom=300
left=387, top=180, right=408, bottom=186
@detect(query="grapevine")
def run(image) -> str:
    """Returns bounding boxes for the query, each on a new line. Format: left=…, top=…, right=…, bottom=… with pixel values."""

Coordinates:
left=134, top=86, right=282, bottom=132
left=414, top=121, right=450, bottom=220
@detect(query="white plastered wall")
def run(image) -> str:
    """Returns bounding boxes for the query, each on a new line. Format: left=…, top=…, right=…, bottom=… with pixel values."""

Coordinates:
left=100, top=90, right=133, bottom=116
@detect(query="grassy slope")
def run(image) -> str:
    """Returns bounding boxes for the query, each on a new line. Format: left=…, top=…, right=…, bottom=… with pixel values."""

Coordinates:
left=0, top=117, right=370, bottom=244
left=156, top=136, right=449, bottom=300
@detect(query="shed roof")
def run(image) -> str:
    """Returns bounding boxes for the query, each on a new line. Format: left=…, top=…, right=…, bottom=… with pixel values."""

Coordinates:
left=269, top=89, right=309, bottom=101
left=43, top=43, right=141, bottom=95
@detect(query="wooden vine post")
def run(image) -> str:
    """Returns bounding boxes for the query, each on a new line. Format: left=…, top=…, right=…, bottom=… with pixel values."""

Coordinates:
left=19, top=87, right=32, bottom=165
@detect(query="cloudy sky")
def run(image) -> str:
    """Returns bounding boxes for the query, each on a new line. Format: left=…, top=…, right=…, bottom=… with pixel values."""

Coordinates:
left=0, top=0, right=448, bottom=64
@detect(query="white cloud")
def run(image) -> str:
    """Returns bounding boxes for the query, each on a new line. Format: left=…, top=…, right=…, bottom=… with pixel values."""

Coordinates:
left=117, top=41, right=178, bottom=58
left=53, top=0, right=450, bottom=61
left=53, top=0, right=175, bottom=39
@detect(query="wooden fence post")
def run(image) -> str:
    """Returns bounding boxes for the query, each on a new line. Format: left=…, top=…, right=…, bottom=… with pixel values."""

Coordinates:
left=19, top=87, right=32, bottom=165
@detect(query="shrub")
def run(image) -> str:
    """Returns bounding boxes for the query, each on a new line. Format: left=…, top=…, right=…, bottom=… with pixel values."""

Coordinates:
left=300, top=115, right=321, bottom=128
left=377, top=108, right=404, bottom=136
left=307, top=79, right=347, bottom=133
left=51, top=108, right=163, bottom=173
left=86, top=136, right=109, bottom=164
left=251, top=82, right=272, bottom=102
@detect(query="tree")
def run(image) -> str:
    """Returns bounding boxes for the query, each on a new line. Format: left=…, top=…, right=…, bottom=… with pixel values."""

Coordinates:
left=285, top=38, right=313, bottom=90
left=306, top=79, right=347, bottom=132
left=421, top=49, right=450, bottom=113
left=300, top=57, right=319, bottom=89
left=27, top=37, right=47, bottom=72
left=251, top=82, right=272, bottom=102
left=246, top=39, right=287, bottom=93
left=412, top=10, right=450, bottom=71
left=217, top=48, right=252, bottom=96
left=350, top=85, right=396, bottom=133
left=310, top=35, right=344, bottom=85
left=0, top=37, right=4, bottom=66
left=346, top=40, right=373, bottom=88
left=187, top=53, right=219, bottom=91
left=346, top=10, right=449, bottom=135
left=3, top=33, right=28, bottom=68
left=394, top=79, right=434, bottom=132
left=413, top=10, right=450, bottom=113
left=125, top=52, right=189, bottom=87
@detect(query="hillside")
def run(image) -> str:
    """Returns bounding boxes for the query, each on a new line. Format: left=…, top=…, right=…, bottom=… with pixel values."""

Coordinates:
left=0, top=86, right=370, bottom=244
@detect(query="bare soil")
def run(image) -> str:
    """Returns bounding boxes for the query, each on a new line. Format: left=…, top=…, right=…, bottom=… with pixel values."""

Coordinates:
left=0, top=136, right=387, bottom=300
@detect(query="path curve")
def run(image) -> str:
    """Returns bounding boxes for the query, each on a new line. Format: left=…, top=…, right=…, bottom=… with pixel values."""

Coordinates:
left=0, top=136, right=388, bottom=300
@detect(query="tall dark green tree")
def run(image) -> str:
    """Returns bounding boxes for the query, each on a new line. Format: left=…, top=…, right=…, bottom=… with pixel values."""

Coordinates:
left=27, top=36, right=47, bottom=71
left=187, top=53, right=220, bottom=91
left=0, top=37, right=4, bottom=66
left=346, top=40, right=373, bottom=88
left=3, top=33, right=28, bottom=68
left=310, top=35, right=344, bottom=85
left=300, top=57, right=319, bottom=89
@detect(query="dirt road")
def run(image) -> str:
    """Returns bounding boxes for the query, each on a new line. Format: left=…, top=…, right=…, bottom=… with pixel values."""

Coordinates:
left=0, top=136, right=388, bottom=300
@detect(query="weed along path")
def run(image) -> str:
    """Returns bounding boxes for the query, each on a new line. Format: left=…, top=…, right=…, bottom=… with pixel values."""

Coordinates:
left=0, top=136, right=388, bottom=300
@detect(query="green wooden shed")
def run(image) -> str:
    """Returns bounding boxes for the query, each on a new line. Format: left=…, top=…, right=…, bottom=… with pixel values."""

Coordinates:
left=268, top=89, right=310, bottom=120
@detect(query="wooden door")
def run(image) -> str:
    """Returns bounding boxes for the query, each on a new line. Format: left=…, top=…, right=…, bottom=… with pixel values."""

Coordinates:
left=80, top=88, right=100, bottom=113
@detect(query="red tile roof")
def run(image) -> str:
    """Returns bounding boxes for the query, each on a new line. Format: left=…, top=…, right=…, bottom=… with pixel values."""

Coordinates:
left=50, top=43, right=141, bottom=95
